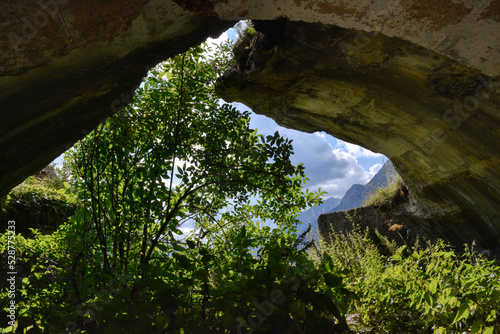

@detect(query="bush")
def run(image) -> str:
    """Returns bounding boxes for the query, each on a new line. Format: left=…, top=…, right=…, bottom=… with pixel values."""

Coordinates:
left=318, top=227, right=500, bottom=333
left=1, top=175, right=76, bottom=235
left=0, top=227, right=79, bottom=332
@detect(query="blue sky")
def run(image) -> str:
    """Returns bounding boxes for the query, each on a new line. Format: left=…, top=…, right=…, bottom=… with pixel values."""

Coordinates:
left=210, top=28, right=386, bottom=199
left=53, top=25, right=386, bottom=201
left=245, top=105, right=385, bottom=199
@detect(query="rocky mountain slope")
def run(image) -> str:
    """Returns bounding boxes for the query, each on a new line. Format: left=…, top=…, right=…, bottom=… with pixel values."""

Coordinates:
left=333, top=162, right=397, bottom=212
left=297, top=161, right=397, bottom=234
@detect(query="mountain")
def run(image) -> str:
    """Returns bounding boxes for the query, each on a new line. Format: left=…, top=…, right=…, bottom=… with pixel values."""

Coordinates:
left=297, top=161, right=398, bottom=235
left=297, top=196, right=341, bottom=234
left=332, top=161, right=398, bottom=212
left=365, top=161, right=398, bottom=194
left=330, top=184, right=368, bottom=212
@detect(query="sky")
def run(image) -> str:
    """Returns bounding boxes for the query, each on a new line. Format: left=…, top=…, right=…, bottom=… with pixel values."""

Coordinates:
left=49, top=24, right=387, bottom=238
left=53, top=24, right=387, bottom=201
left=245, top=105, right=385, bottom=199
left=208, top=27, right=387, bottom=200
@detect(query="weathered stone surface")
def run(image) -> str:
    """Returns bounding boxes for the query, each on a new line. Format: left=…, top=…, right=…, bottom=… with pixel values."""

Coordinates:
left=216, top=20, right=500, bottom=251
left=0, top=0, right=232, bottom=198
left=1, top=0, right=500, bottom=250
left=190, top=0, right=500, bottom=77
left=318, top=187, right=494, bottom=255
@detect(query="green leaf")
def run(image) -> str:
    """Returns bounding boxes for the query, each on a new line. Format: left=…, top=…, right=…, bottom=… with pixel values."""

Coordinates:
left=486, top=309, right=496, bottom=322
left=156, top=243, right=169, bottom=252
left=483, top=327, right=494, bottom=334
left=470, top=320, right=484, bottom=333
left=172, top=253, right=191, bottom=269
left=173, top=243, right=185, bottom=252
left=428, top=278, right=438, bottom=294
left=238, top=226, right=246, bottom=240
left=423, top=292, right=432, bottom=307
left=452, top=302, right=470, bottom=324
left=323, top=252, right=335, bottom=272
left=323, top=272, right=343, bottom=287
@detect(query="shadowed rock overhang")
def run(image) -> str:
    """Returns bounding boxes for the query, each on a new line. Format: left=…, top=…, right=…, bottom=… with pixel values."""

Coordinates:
left=0, top=0, right=233, bottom=198
left=1, top=0, right=499, bottom=250
left=216, top=20, right=500, bottom=252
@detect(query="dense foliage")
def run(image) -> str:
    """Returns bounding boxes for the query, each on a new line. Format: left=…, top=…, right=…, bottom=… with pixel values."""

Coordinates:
left=0, top=167, right=76, bottom=235
left=1, top=42, right=352, bottom=333
left=3, top=39, right=499, bottom=334
left=319, top=226, right=500, bottom=333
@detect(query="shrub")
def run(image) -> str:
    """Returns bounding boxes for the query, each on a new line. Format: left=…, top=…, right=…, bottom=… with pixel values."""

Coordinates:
left=318, top=227, right=500, bottom=333
left=1, top=175, right=76, bottom=235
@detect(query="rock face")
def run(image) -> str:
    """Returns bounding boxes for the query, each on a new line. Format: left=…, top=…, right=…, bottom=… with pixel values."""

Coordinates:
left=298, top=162, right=398, bottom=236
left=2, top=0, right=499, bottom=197
left=1, top=1, right=500, bottom=249
left=0, top=0, right=232, bottom=198
left=333, top=162, right=398, bottom=212
left=317, top=183, right=493, bottom=256
left=216, top=20, right=500, bottom=252
left=317, top=202, right=476, bottom=254
left=180, top=0, right=500, bottom=77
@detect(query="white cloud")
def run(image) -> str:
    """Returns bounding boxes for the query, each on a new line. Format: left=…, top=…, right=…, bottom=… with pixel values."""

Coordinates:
left=179, top=227, right=194, bottom=235
left=246, top=109, right=380, bottom=199
left=206, top=31, right=229, bottom=46
left=172, top=226, right=195, bottom=241
left=367, top=163, right=383, bottom=179
left=335, top=139, right=383, bottom=158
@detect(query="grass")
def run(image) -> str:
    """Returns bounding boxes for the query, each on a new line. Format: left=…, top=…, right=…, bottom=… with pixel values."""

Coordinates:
left=364, top=175, right=404, bottom=208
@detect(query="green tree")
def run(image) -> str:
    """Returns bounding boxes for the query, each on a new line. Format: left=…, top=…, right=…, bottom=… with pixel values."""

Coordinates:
left=38, top=41, right=351, bottom=333
left=67, top=41, right=316, bottom=272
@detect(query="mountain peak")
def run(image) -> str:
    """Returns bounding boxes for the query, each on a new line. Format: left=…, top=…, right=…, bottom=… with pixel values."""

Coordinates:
left=297, top=161, right=399, bottom=234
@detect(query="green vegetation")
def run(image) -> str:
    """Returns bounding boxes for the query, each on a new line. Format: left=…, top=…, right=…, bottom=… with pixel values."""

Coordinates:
left=2, top=40, right=499, bottom=334
left=1, top=42, right=352, bottom=333
left=317, top=226, right=500, bottom=333
left=364, top=175, right=403, bottom=208
left=0, top=165, right=76, bottom=235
